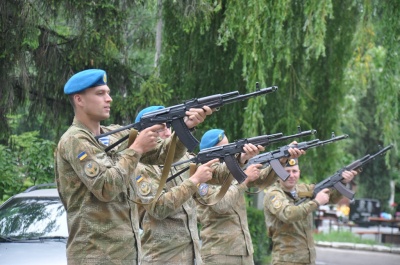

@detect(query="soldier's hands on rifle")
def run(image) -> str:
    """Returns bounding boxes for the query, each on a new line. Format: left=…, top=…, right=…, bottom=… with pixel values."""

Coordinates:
left=314, top=188, right=330, bottom=205
left=239, top=143, right=265, bottom=164
left=279, top=141, right=306, bottom=164
left=340, top=170, right=358, bottom=184
left=243, top=164, right=263, bottom=187
left=129, top=124, right=166, bottom=154
left=189, top=158, right=220, bottom=185
left=184, top=106, right=213, bottom=129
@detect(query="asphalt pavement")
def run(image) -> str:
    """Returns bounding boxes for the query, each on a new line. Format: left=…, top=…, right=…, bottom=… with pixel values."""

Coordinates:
left=315, top=246, right=400, bottom=265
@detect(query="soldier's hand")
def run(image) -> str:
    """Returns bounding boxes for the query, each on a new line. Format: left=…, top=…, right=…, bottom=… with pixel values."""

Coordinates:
left=240, top=144, right=265, bottom=164
left=129, top=124, right=165, bottom=154
left=184, top=106, right=213, bottom=129
left=315, top=188, right=330, bottom=205
left=189, top=158, right=219, bottom=185
left=279, top=141, right=306, bottom=164
left=243, top=164, right=263, bottom=186
left=341, top=170, right=358, bottom=184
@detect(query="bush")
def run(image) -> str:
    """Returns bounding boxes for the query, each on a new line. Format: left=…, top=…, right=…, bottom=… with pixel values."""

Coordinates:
left=0, top=131, right=56, bottom=203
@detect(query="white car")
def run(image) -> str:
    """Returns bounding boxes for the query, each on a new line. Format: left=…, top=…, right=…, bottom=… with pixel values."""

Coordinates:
left=0, top=184, right=68, bottom=265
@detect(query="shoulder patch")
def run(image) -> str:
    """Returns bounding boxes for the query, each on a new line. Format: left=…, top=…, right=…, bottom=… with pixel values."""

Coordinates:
left=84, top=161, right=100, bottom=177
left=138, top=181, right=151, bottom=196
left=198, top=183, right=209, bottom=197
left=98, top=136, right=110, bottom=146
left=273, top=200, right=282, bottom=209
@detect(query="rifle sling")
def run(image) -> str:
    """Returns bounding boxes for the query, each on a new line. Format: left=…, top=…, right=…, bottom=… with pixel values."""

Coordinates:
left=245, top=178, right=272, bottom=195
left=105, top=134, right=129, bottom=152
left=167, top=165, right=190, bottom=182
left=297, top=191, right=314, bottom=198
left=127, top=129, right=138, bottom=147
left=195, top=174, right=234, bottom=206
left=129, top=133, right=178, bottom=206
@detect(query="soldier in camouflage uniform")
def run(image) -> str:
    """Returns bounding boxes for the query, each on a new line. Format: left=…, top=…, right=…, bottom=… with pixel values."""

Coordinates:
left=263, top=158, right=358, bottom=265
left=137, top=155, right=218, bottom=265
left=131, top=106, right=212, bottom=265
left=135, top=108, right=256, bottom=265
left=134, top=106, right=218, bottom=265
left=196, top=129, right=304, bottom=265
left=55, top=71, right=212, bottom=265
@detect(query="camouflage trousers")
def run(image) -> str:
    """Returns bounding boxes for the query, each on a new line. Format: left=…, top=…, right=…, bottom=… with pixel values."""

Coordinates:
left=202, top=254, right=254, bottom=265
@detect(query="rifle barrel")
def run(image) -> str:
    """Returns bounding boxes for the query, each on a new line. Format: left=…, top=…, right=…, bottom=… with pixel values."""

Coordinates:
left=269, top=129, right=317, bottom=144
left=218, top=86, right=278, bottom=106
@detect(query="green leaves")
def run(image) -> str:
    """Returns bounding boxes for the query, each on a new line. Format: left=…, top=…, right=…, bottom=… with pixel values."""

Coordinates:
left=303, top=0, right=333, bottom=59
left=0, top=132, right=55, bottom=203
left=1, top=0, right=398, bottom=205
left=0, top=146, right=20, bottom=202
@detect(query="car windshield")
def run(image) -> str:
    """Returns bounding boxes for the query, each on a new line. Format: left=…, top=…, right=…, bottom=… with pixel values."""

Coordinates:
left=0, top=197, right=68, bottom=239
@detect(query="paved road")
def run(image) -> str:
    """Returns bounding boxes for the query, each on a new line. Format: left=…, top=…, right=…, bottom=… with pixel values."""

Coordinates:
left=316, top=247, right=400, bottom=265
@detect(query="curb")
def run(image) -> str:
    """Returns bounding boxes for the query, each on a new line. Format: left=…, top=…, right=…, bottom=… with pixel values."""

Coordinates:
left=315, top=241, right=400, bottom=254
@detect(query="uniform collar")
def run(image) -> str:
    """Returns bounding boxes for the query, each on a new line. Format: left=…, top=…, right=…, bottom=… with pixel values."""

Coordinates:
left=72, top=117, right=102, bottom=137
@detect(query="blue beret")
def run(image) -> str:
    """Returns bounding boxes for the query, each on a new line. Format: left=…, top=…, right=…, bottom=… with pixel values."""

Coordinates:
left=200, top=129, right=225, bottom=150
left=135, top=106, right=165, bottom=123
left=64, top=69, right=107, bottom=95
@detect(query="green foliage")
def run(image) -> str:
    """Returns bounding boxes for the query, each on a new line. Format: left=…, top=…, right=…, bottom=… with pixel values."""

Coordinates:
left=342, top=1, right=399, bottom=203
left=12, top=133, right=56, bottom=185
left=1, top=0, right=399, bottom=221
left=160, top=0, right=363, bottom=181
left=161, top=0, right=249, bottom=144
left=0, top=146, right=21, bottom=203
left=247, top=206, right=271, bottom=265
left=160, top=1, right=399, bottom=204
left=346, top=87, right=393, bottom=204
left=0, top=131, right=55, bottom=203
left=109, top=73, right=173, bottom=124
left=314, top=230, right=375, bottom=245
left=0, top=0, right=158, bottom=141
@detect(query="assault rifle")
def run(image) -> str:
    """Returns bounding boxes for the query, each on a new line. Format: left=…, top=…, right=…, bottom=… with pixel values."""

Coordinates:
left=97, top=84, right=278, bottom=152
left=294, top=144, right=393, bottom=206
left=169, top=128, right=317, bottom=183
left=247, top=133, right=349, bottom=181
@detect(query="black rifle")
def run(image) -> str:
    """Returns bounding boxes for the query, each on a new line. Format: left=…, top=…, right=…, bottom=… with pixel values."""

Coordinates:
left=97, top=85, right=278, bottom=152
left=247, top=133, right=349, bottom=181
left=170, top=128, right=317, bottom=183
left=294, top=144, right=393, bottom=206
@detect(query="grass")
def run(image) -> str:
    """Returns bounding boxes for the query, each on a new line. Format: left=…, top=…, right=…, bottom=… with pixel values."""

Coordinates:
left=313, top=230, right=376, bottom=245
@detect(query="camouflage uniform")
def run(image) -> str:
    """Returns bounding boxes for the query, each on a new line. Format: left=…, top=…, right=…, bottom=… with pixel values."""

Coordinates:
left=196, top=165, right=277, bottom=265
left=263, top=182, right=342, bottom=265
left=137, top=154, right=229, bottom=265
left=55, top=118, right=186, bottom=265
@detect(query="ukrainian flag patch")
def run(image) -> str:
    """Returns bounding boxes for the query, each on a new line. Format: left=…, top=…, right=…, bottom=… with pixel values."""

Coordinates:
left=136, top=175, right=143, bottom=183
left=78, top=151, right=87, bottom=161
